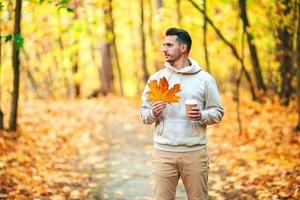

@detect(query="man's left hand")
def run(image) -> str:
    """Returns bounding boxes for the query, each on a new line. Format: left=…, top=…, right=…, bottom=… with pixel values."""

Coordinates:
left=187, top=107, right=202, bottom=121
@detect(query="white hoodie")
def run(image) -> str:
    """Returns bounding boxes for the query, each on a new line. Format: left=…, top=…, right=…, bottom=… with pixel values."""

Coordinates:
left=141, top=58, right=224, bottom=152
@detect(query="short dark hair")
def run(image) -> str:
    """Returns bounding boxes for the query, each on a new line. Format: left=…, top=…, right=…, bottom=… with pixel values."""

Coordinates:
left=166, top=27, right=192, bottom=52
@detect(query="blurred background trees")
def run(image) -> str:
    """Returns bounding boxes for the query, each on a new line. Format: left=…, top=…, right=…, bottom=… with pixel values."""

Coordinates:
left=0, top=0, right=300, bottom=131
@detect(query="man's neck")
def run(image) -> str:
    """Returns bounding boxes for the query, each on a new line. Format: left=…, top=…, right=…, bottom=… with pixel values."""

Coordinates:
left=171, top=56, right=190, bottom=70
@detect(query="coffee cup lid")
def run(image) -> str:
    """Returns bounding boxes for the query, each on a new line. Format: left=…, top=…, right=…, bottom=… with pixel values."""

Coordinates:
left=185, top=99, right=197, bottom=104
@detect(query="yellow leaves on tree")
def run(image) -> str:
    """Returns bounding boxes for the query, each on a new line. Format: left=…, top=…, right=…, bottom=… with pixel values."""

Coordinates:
left=148, top=77, right=181, bottom=104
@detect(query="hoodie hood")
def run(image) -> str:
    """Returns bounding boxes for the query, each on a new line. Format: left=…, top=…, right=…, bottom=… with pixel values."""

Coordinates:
left=165, top=57, right=202, bottom=75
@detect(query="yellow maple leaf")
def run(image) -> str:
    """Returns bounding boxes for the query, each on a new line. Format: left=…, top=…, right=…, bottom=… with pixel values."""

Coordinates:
left=148, top=77, right=181, bottom=103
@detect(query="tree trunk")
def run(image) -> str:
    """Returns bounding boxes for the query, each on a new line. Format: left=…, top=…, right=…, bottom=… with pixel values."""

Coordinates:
left=155, top=0, right=163, bottom=19
left=140, top=0, right=149, bottom=83
left=72, top=51, right=80, bottom=97
left=188, top=0, right=257, bottom=100
left=100, top=42, right=114, bottom=95
left=72, top=2, right=80, bottom=98
left=106, top=0, right=124, bottom=95
left=275, top=0, right=294, bottom=106
left=101, top=0, right=114, bottom=95
left=176, top=0, right=181, bottom=27
left=236, top=68, right=244, bottom=136
left=295, top=0, right=300, bottom=131
left=156, top=0, right=163, bottom=8
left=203, top=0, right=210, bottom=73
left=111, top=28, right=124, bottom=96
left=57, top=12, right=71, bottom=98
left=0, top=5, right=3, bottom=130
left=100, top=0, right=123, bottom=95
left=239, top=0, right=266, bottom=91
left=21, top=49, right=40, bottom=98
left=9, top=0, right=22, bottom=131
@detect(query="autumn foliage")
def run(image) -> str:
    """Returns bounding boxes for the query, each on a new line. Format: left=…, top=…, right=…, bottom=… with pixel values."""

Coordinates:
left=148, top=77, right=181, bottom=104
left=1, top=0, right=300, bottom=198
left=0, top=95, right=299, bottom=199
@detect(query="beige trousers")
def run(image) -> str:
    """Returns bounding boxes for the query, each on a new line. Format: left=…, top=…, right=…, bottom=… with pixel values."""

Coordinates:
left=151, top=148, right=209, bottom=200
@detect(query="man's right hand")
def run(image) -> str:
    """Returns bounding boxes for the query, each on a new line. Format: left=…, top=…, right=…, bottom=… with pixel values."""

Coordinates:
left=152, top=101, right=167, bottom=117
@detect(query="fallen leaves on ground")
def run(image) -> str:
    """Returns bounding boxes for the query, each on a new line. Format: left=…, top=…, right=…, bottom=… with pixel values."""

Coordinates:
left=0, top=93, right=299, bottom=199
left=208, top=91, right=300, bottom=199
left=0, top=97, right=136, bottom=199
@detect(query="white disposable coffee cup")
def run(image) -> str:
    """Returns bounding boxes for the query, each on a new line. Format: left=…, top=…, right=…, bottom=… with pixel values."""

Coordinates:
left=185, top=99, right=197, bottom=115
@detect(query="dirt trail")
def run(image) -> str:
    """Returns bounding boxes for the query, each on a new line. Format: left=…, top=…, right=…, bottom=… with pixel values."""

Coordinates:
left=70, top=98, right=237, bottom=200
left=2, top=97, right=262, bottom=199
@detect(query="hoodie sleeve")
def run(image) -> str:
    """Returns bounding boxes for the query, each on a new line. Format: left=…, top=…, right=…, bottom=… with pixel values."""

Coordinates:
left=140, top=78, right=159, bottom=125
left=199, top=77, right=224, bottom=125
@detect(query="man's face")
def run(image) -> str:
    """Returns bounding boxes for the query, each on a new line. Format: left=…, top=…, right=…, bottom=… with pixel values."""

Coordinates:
left=162, top=35, right=184, bottom=63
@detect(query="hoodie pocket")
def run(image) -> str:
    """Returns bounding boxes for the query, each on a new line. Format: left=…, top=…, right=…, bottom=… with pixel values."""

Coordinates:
left=155, top=119, right=204, bottom=136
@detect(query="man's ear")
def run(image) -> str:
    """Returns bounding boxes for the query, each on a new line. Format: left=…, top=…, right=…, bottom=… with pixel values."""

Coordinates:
left=180, top=43, right=188, bottom=53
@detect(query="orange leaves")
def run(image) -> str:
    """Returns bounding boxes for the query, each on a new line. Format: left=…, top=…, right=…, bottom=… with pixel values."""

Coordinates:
left=1, top=95, right=299, bottom=199
left=148, top=77, right=181, bottom=104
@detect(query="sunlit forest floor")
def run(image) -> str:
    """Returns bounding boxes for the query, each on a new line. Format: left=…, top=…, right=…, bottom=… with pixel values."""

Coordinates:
left=0, top=93, right=299, bottom=200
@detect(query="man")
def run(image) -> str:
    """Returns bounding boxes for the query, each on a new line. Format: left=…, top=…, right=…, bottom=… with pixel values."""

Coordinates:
left=141, top=27, right=224, bottom=200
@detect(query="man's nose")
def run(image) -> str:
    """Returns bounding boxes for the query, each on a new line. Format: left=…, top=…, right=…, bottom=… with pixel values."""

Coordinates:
left=162, top=46, right=167, bottom=52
